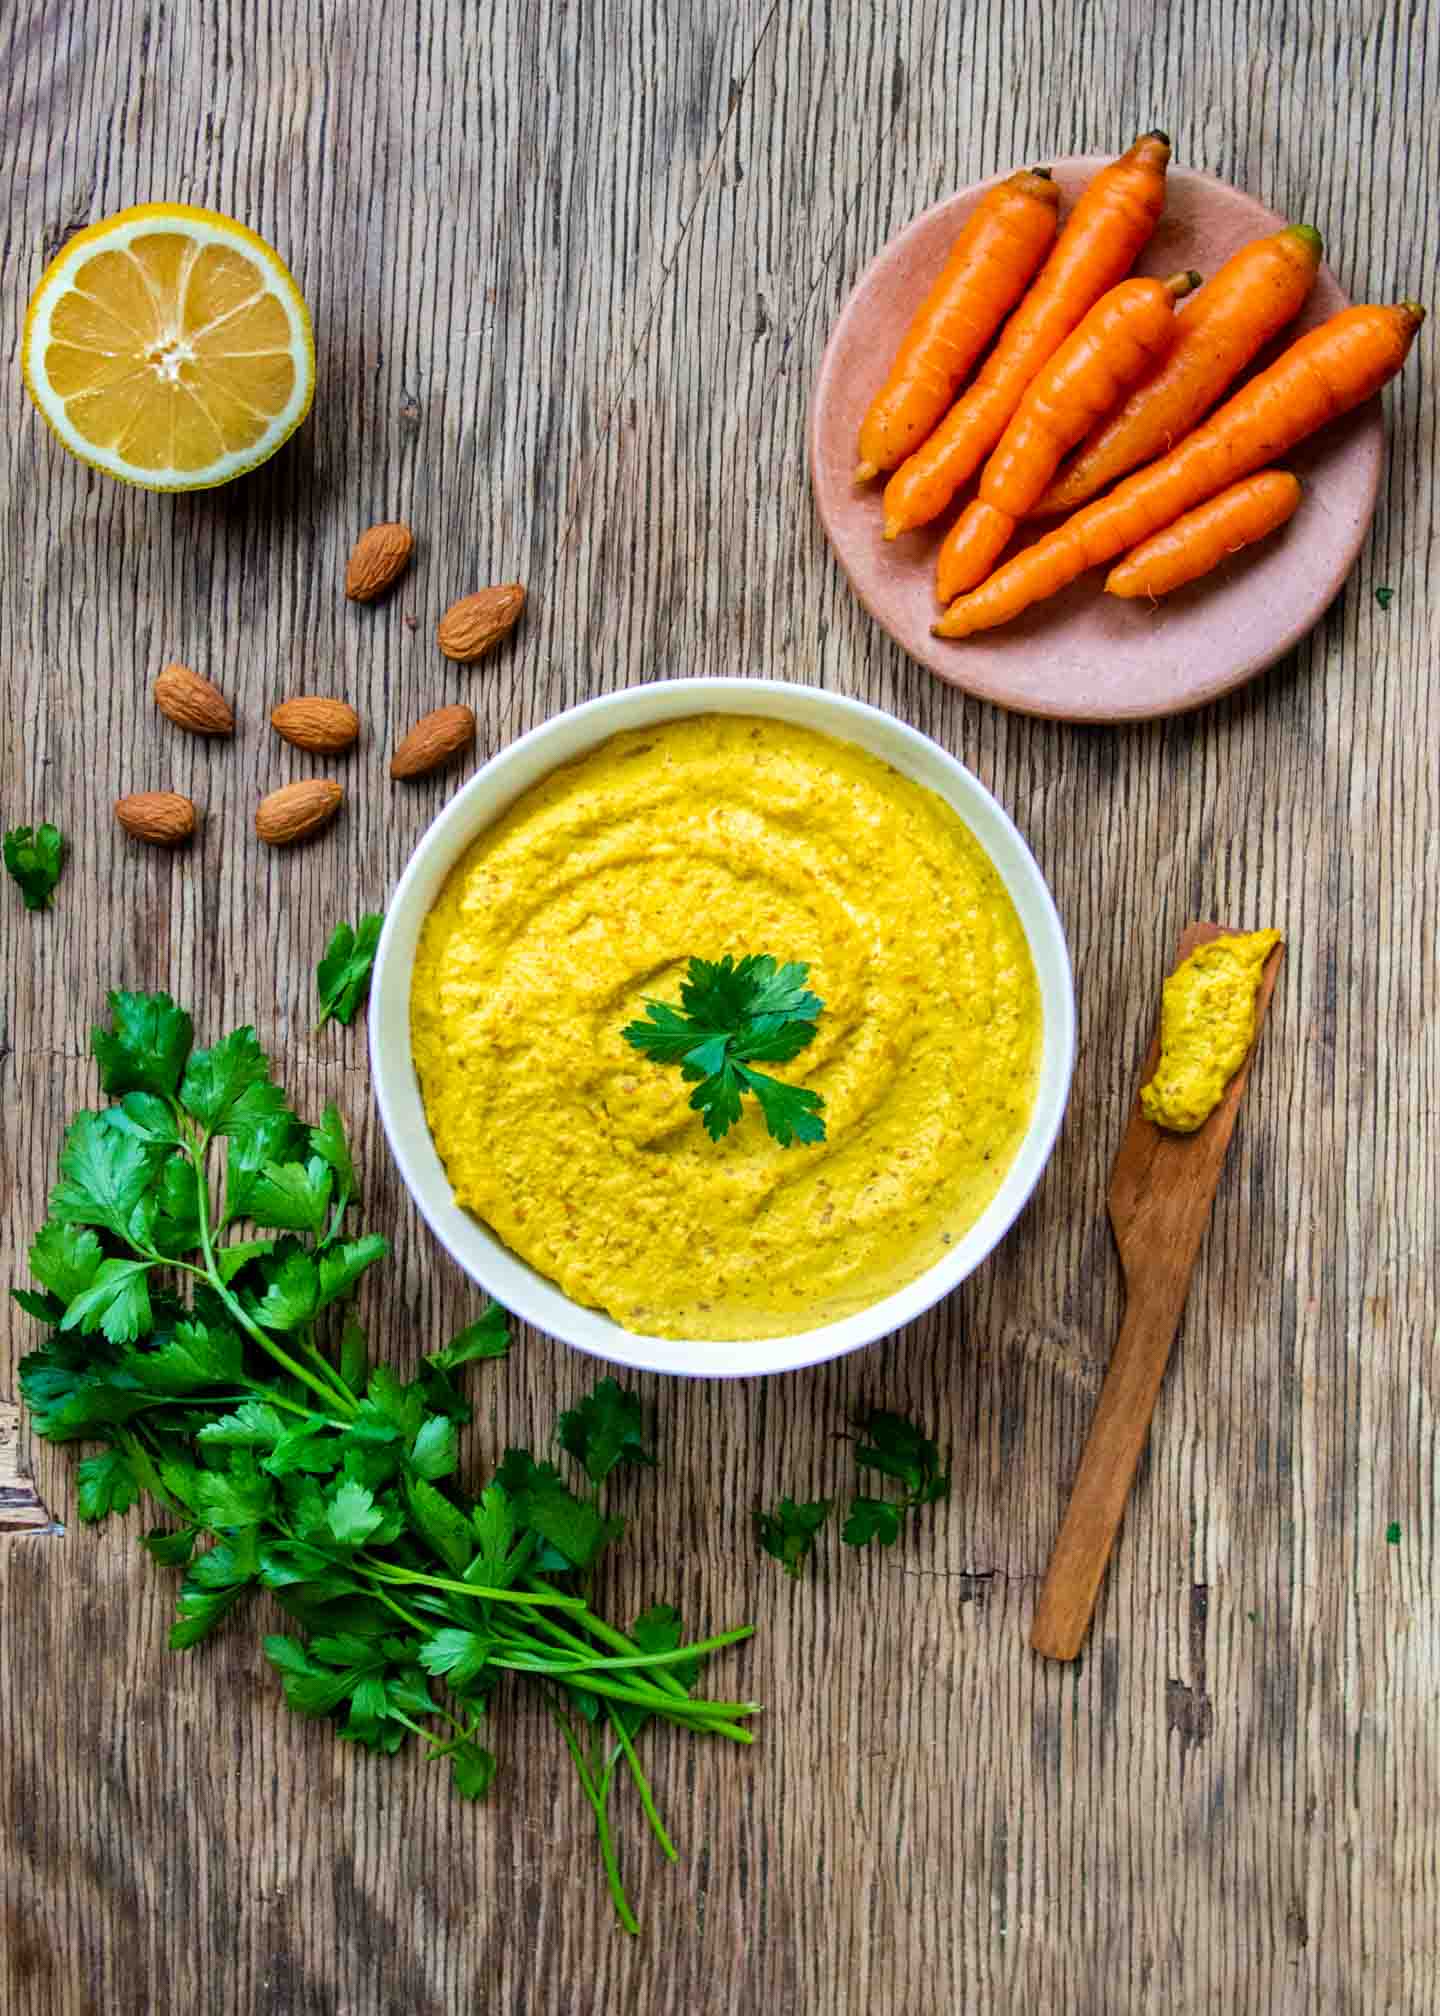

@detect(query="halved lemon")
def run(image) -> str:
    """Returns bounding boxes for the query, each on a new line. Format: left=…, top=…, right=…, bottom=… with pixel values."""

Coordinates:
left=21, top=203, right=314, bottom=491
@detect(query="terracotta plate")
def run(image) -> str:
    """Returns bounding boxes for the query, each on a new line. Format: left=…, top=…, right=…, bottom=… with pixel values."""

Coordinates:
left=810, top=161, right=1383, bottom=722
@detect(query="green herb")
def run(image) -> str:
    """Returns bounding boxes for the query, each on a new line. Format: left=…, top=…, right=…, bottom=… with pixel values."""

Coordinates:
left=841, top=1409, right=950, bottom=1549
left=14, top=990, right=757, bottom=1933
left=4, top=822, right=65, bottom=911
left=316, top=913, right=384, bottom=1027
left=754, top=1497, right=832, bottom=1578
left=1385, top=1521, right=1402, bottom=1545
left=1375, top=585, right=1394, bottom=609
left=621, top=954, right=826, bottom=1146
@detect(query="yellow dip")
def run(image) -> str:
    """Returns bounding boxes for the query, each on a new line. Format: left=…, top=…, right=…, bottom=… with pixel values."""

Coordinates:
left=411, top=716, right=1043, bottom=1340
left=1140, top=929, right=1282, bottom=1134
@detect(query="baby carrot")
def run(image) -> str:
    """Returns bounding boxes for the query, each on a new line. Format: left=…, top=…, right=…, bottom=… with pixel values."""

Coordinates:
left=933, top=300, right=1424, bottom=639
left=1034, top=225, right=1324, bottom=515
left=882, top=132, right=1172, bottom=539
left=936, top=270, right=1198, bottom=602
left=1105, top=469, right=1302, bottom=598
left=855, top=169, right=1060, bottom=483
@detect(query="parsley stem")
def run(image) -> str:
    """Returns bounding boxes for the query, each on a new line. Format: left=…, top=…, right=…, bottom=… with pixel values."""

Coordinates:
left=179, top=1112, right=360, bottom=1420
left=606, top=1709, right=679, bottom=1863
left=356, top=1558, right=585, bottom=1612
left=530, top=1589, right=695, bottom=1703
left=550, top=1707, right=639, bottom=1936
left=493, top=1623, right=754, bottom=1677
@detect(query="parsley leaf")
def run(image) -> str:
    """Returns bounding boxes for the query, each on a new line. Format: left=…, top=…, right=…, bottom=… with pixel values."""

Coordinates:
left=4, top=822, right=64, bottom=910
left=621, top=953, right=827, bottom=1146
left=841, top=1409, right=951, bottom=1550
left=840, top=1496, right=904, bottom=1548
left=76, top=1445, right=142, bottom=1522
left=316, top=913, right=384, bottom=1028
left=556, top=1377, right=655, bottom=1486
left=1375, top=584, right=1395, bottom=609
left=755, top=1497, right=832, bottom=1578
left=425, top=1302, right=510, bottom=1373
left=854, top=1409, right=950, bottom=1505
left=92, top=990, right=193, bottom=1098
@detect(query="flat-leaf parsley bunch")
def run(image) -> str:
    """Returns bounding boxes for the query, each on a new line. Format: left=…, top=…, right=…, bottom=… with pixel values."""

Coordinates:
left=15, top=991, right=759, bottom=1933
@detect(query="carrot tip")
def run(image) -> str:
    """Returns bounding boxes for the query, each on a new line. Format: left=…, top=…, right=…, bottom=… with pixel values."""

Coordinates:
left=1147, top=128, right=1171, bottom=146
left=1031, top=166, right=1053, bottom=178
left=854, top=461, right=879, bottom=485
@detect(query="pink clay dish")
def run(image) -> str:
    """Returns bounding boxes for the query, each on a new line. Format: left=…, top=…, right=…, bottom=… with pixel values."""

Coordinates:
left=810, top=160, right=1384, bottom=724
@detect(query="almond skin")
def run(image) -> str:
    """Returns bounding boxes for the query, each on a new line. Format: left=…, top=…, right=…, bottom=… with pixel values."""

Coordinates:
left=271, top=697, right=361, bottom=753
left=115, top=791, right=197, bottom=847
left=346, top=521, right=415, bottom=602
left=153, top=662, right=234, bottom=736
left=390, top=704, right=478, bottom=780
left=436, top=583, right=526, bottom=663
left=255, top=779, right=344, bottom=847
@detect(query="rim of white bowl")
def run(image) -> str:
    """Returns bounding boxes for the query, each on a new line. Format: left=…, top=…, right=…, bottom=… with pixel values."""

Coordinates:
left=369, top=679, right=1076, bottom=1380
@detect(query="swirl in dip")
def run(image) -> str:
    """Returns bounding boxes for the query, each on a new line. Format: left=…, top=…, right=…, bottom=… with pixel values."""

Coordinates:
left=410, top=716, right=1042, bottom=1341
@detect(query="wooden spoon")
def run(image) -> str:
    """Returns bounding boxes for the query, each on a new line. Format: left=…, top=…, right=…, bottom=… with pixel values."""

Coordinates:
left=1030, top=923, right=1284, bottom=1663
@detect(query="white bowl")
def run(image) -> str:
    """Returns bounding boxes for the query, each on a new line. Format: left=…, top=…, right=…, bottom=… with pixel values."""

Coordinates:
left=369, top=680, right=1075, bottom=1379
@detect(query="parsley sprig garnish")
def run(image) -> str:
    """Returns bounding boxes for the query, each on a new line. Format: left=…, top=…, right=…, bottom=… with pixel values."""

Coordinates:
left=621, top=954, right=826, bottom=1146
left=4, top=822, right=65, bottom=911
left=15, top=990, right=758, bottom=1933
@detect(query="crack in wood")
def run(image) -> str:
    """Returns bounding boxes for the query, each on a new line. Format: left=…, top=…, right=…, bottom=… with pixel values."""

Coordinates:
left=1166, top=1582, right=1215, bottom=1751
left=0, top=1400, right=60, bottom=1536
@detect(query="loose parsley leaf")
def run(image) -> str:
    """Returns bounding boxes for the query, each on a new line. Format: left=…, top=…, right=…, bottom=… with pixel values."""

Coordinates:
left=755, top=1497, right=832, bottom=1578
left=621, top=952, right=827, bottom=1146
left=840, top=1409, right=951, bottom=1549
left=557, top=1377, right=655, bottom=1486
left=1375, top=585, right=1394, bottom=609
left=854, top=1409, right=950, bottom=1505
left=840, top=1497, right=904, bottom=1548
left=316, top=913, right=384, bottom=1028
left=425, top=1302, right=511, bottom=1373
left=4, top=822, right=64, bottom=910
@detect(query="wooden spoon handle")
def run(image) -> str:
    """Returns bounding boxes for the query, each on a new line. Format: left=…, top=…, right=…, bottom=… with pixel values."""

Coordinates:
left=1029, top=1287, right=1184, bottom=1662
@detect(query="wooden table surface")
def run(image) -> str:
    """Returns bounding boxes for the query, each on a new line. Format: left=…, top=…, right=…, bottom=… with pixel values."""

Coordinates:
left=3, top=4, right=1436, bottom=2011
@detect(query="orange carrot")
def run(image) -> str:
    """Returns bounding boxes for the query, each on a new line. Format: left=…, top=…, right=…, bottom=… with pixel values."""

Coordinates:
left=1105, top=469, right=1301, bottom=598
left=882, top=132, right=1172, bottom=539
left=933, top=301, right=1424, bottom=639
left=854, top=169, right=1060, bottom=483
left=935, top=270, right=1198, bottom=602
left=1034, top=225, right=1324, bottom=515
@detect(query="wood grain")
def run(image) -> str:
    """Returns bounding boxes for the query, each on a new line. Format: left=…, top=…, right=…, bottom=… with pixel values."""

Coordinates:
left=2, top=2, right=1437, bottom=2011
left=1032, top=925, right=1284, bottom=1661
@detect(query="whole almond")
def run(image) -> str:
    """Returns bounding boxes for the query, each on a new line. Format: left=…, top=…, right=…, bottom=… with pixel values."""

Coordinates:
left=271, top=697, right=361, bottom=753
left=346, top=521, right=414, bottom=603
left=153, top=662, right=234, bottom=736
left=115, top=791, right=197, bottom=847
left=390, top=703, right=477, bottom=780
left=255, top=779, right=344, bottom=848
left=436, top=583, right=526, bottom=663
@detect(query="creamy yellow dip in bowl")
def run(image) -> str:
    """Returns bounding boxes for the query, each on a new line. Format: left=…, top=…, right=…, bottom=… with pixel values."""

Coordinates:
left=371, top=682, right=1074, bottom=1377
